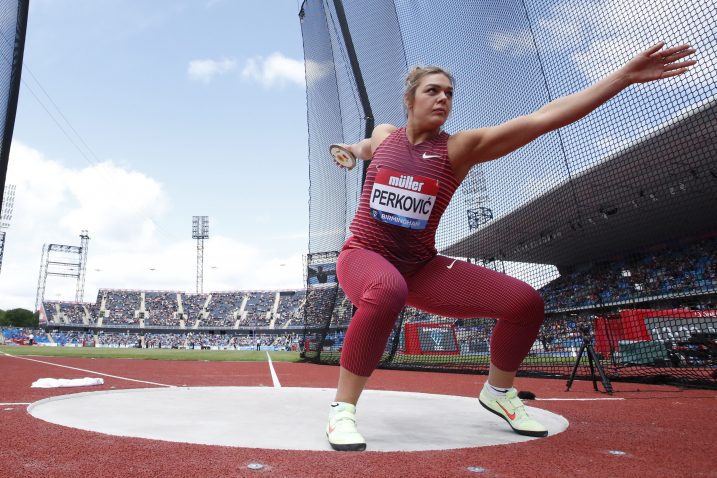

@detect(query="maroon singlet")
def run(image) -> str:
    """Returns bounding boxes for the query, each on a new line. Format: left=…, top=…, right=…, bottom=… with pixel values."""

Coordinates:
left=345, top=127, right=460, bottom=274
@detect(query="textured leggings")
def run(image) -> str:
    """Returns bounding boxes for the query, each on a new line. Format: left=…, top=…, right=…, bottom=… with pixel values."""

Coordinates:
left=336, top=247, right=545, bottom=377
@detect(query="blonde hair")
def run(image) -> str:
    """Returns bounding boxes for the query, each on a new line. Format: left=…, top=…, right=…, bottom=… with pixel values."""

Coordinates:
left=404, top=66, right=454, bottom=103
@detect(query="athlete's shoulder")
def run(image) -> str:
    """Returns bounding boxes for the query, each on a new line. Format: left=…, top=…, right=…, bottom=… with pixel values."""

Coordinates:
left=372, top=123, right=399, bottom=140
left=374, top=123, right=398, bottom=133
left=437, top=129, right=451, bottom=146
left=370, top=124, right=400, bottom=156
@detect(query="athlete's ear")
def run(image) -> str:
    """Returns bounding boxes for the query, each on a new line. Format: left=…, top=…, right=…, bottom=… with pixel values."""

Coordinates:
left=403, top=93, right=412, bottom=116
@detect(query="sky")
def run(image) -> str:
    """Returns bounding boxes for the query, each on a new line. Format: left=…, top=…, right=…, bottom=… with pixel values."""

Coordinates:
left=1, top=0, right=310, bottom=309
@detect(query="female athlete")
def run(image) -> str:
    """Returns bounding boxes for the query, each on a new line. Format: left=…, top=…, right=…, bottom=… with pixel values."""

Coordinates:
left=326, top=42, right=696, bottom=451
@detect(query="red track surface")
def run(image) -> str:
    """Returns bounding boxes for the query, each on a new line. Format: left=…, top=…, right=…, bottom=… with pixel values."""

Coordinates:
left=1, top=353, right=715, bottom=477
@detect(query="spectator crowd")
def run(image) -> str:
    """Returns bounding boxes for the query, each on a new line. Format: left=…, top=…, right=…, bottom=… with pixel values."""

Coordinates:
left=539, top=237, right=716, bottom=311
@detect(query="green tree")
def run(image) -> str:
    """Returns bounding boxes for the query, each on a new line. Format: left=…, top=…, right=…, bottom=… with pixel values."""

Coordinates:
left=4, top=308, right=37, bottom=328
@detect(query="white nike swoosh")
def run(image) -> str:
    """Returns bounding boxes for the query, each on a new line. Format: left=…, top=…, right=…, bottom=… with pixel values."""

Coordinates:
left=422, top=153, right=440, bottom=159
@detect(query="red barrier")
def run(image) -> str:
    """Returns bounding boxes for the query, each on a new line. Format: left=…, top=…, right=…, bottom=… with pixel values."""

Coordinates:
left=403, top=322, right=459, bottom=355
left=594, top=309, right=717, bottom=356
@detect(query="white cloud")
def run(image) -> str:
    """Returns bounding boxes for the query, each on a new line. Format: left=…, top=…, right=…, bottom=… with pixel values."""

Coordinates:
left=241, top=52, right=305, bottom=88
left=488, top=30, right=534, bottom=55
left=6, top=142, right=167, bottom=246
left=0, top=142, right=306, bottom=310
left=190, top=53, right=315, bottom=89
left=488, top=0, right=714, bottom=87
left=303, top=59, right=334, bottom=89
left=188, top=58, right=237, bottom=84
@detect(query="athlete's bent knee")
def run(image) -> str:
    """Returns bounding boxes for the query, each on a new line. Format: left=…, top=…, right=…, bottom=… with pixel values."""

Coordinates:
left=362, top=275, right=408, bottom=311
left=514, top=286, right=545, bottom=326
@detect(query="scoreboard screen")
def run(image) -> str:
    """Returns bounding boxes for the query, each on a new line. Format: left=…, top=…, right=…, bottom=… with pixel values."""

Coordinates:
left=416, top=326, right=459, bottom=352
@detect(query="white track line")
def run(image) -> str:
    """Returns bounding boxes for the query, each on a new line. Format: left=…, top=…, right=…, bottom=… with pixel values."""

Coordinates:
left=1, top=403, right=30, bottom=406
left=535, top=397, right=625, bottom=401
left=266, top=352, right=281, bottom=388
left=1, top=352, right=175, bottom=388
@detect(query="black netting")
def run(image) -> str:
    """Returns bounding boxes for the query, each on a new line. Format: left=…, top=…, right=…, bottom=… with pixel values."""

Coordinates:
left=0, top=0, right=27, bottom=212
left=301, top=0, right=717, bottom=388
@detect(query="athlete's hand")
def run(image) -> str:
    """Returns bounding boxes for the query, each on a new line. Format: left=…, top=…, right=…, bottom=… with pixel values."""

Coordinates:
left=330, top=143, right=357, bottom=170
left=622, top=42, right=697, bottom=84
left=332, top=143, right=349, bottom=169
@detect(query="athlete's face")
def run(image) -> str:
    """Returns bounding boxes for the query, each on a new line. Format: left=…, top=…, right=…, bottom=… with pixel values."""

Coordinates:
left=406, top=73, right=453, bottom=128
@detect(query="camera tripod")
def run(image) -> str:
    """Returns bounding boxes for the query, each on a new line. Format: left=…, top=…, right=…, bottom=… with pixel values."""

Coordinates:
left=565, top=327, right=613, bottom=395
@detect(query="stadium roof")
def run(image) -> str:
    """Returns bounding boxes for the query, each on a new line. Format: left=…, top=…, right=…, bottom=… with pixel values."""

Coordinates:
left=441, top=99, right=717, bottom=268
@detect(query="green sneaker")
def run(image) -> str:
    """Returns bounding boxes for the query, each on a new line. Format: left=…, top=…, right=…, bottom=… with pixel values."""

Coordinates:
left=326, top=402, right=366, bottom=451
left=479, top=388, right=548, bottom=437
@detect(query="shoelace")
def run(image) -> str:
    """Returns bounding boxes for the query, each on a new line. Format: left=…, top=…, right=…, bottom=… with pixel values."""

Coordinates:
left=500, top=392, right=529, bottom=420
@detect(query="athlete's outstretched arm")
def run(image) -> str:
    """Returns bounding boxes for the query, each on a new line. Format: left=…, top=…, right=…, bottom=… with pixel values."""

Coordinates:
left=450, top=42, right=697, bottom=169
left=337, top=124, right=397, bottom=161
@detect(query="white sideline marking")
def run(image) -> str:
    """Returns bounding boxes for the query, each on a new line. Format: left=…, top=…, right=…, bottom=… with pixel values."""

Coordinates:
left=266, top=352, right=281, bottom=388
left=1, top=352, right=175, bottom=388
left=535, top=397, right=625, bottom=401
left=1, top=403, right=30, bottom=405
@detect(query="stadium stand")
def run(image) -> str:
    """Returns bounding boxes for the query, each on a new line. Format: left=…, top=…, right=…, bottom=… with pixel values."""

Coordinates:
left=182, top=293, right=208, bottom=326
left=144, top=291, right=181, bottom=327
left=274, top=290, right=306, bottom=328
left=103, top=290, right=141, bottom=325
left=242, top=291, right=276, bottom=328
left=58, top=303, right=87, bottom=325
left=303, top=287, right=338, bottom=329
left=96, top=331, right=141, bottom=348
left=44, top=303, right=60, bottom=324
left=204, top=292, right=244, bottom=328
left=540, top=237, right=717, bottom=311
left=2, top=327, right=301, bottom=352
left=48, top=331, right=95, bottom=347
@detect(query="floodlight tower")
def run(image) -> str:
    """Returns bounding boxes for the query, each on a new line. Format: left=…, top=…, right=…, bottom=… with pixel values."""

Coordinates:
left=461, top=168, right=491, bottom=230
left=34, top=230, right=89, bottom=311
left=461, top=169, right=504, bottom=272
left=192, top=216, right=209, bottom=294
left=0, top=184, right=16, bottom=274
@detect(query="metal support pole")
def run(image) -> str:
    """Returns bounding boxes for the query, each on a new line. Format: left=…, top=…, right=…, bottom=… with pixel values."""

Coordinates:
left=331, top=0, right=374, bottom=185
left=35, top=244, right=48, bottom=311
left=77, top=230, right=90, bottom=302
left=196, top=237, right=204, bottom=294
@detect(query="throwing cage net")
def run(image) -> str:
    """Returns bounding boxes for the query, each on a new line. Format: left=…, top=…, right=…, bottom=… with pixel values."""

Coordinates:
left=300, top=0, right=717, bottom=388
left=0, top=0, right=28, bottom=210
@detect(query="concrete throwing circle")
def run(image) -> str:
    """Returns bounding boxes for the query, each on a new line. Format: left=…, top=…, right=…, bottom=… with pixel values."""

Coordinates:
left=28, top=387, right=568, bottom=451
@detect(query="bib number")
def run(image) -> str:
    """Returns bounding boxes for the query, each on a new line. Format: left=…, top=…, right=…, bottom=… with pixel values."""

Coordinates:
left=369, top=168, right=439, bottom=230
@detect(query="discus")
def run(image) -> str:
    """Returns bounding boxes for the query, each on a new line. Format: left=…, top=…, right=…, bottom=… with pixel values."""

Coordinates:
left=329, top=144, right=357, bottom=170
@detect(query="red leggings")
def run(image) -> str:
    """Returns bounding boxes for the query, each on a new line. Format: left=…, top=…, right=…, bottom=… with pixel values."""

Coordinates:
left=336, top=247, right=545, bottom=377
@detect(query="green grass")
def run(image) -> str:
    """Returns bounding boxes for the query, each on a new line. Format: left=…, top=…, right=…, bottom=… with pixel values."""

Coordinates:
left=314, top=351, right=576, bottom=365
left=1, top=345, right=576, bottom=366
left=0, top=345, right=303, bottom=362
